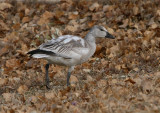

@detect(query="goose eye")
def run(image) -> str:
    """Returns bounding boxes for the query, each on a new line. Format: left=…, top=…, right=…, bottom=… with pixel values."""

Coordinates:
left=100, top=28, right=104, bottom=31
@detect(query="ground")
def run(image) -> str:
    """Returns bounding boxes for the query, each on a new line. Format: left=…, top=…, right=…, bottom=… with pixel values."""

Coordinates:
left=0, top=0, right=160, bottom=112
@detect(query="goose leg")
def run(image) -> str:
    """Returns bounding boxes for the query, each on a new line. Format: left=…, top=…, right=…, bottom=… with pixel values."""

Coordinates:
left=45, top=64, right=50, bottom=89
left=67, top=66, right=75, bottom=86
left=67, top=72, right=71, bottom=86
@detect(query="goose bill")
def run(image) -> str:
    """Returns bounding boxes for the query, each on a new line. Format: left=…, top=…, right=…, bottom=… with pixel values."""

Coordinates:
left=105, top=33, right=115, bottom=39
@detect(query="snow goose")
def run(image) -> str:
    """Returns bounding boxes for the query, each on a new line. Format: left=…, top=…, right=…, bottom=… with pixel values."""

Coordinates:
left=27, top=25, right=115, bottom=88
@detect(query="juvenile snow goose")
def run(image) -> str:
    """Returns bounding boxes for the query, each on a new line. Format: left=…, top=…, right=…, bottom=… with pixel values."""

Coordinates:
left=27, top=25, right=115, bottom=88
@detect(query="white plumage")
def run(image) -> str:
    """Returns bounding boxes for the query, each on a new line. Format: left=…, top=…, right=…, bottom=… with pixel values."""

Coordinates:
left=38, top=35, right=90, bottom=66
left=27, top=25, right=115, bottom=88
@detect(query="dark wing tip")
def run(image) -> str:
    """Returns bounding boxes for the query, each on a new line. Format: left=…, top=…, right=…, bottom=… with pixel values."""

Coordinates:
left=27, top=49, right=56, bottom=56
left=27, top=49, right=41, bottom=56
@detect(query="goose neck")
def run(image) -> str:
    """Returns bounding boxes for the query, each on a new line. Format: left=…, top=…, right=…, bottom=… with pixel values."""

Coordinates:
left=84, top=32, right=96, bottom=43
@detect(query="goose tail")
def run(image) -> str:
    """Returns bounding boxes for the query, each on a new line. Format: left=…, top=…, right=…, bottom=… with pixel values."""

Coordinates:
left=27, top=49, right=55, bottom=58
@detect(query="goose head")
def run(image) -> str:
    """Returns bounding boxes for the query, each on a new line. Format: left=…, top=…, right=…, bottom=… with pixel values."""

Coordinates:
left=91, top=25, right=115, bottom=39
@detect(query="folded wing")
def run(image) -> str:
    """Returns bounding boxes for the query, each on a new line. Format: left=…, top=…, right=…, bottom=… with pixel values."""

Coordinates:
left=29, top=35, right=89, bottom=59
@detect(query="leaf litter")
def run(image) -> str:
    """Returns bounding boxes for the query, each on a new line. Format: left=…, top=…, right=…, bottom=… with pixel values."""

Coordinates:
left=0, top=0, right=160, bottom=112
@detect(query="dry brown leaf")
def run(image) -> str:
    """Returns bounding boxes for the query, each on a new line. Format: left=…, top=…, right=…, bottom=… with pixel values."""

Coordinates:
left=141, top=79, right=153, bottom=94
left=12, top=23, right=21, bottom=30
left=100, top=59, right=108, bottom=66
left=133, top=6, right=139, bottom=15
left=68, top=12, right=79, bottom=20
left=144, top=30, right=155, bottom=38
left=108, top=52, right=114, bottom=58
left=42, top=11, right=53, bottom=19
left=3, top=31, right=19, bottom=42
left=119, top=19, right=129, bottom=28
left=17, top=85, right=28, bottom=94
left=2, top=93, right=14, bottom=102
left=92, top=12, right=103, bottom=21
left=51, top=27, right=62, bottom=36
left=97, top=80, right=107, bottom=87
left=107, top=27, right=114, bottom=34
left=150, top=23, right=158, bottom=29
left=154, top=71, right=160, bottom=76
left=86, top=75, right=94, bottom=82
left=95, top=45, right=103, bottom=54
left=83, top=69, right=91, bottom=73
left=0, top=20, right=9, bottom=31
left=26, top=59, right=34, bottom=68
left=108, top=45, right=119, bottom=58
left=156, top=9, right=160, bottom=16
left=16, top=70, right=23, bottom=76
left=115, top=65, right=121, bottom=71
left=112, top=79, right=118, bottom=84
left=22, top=17, right=30, bottom=23
left=151, top=39, right=155, bottom=45
left=6, top=58, right=20, bottom=68
left=82, top=62, right=91, bottom=68
left=133, top=67, right=139, bottom=72
left=37, top=19, right=47, bottom=26
left=89, top=2, right=100, bottom=11
left=0, top=3, right=12, bottom=10
left=45, top=92, right=55, bottom=99
left=134, top=77, right=142, bottom=87
left=25, top=8, right=30, bottom=16
left=37, top=11, right=53, bottom=25
left=21, top=42, right=28, bottom=53
left=142, top=40, right=149, bottom=48
left=103, top=5, right=114, bottom=12
left=69, top=105, right=82, bottom=113
left=54, top=11, right=64, bottom=18
left=0, top=78, right=8, bottom=86
left=0, top=46, right=9, bottom=56
left=51, top=65, right=64, bottom=77
left=30, top=96, right=37, bottom=103
left=79, top=17, right=88, bottom=24
left=12, top=77, right=21, bottom=83
left=125, top=78, right=136, bottom=84
left=70, top=75, right=78, bottom=85
left=65, top=25, right=78, bottom=32
left=94, top=89, right=106, bottom=98
left=88, top=21, right=95, bottom=28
